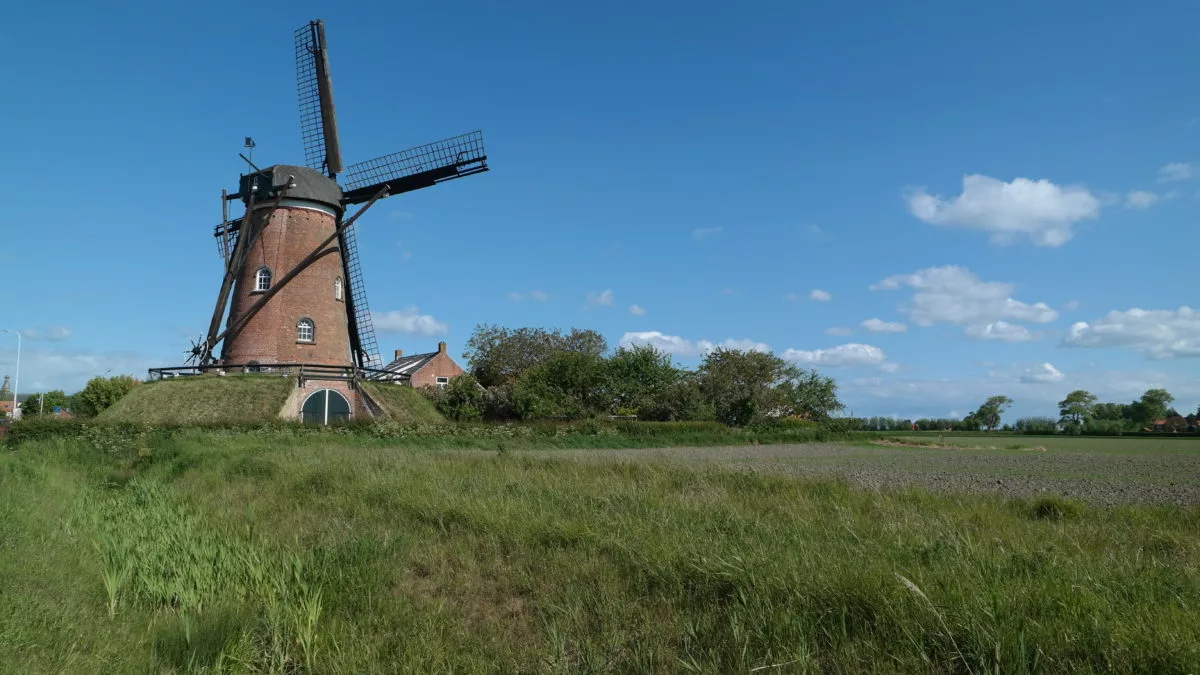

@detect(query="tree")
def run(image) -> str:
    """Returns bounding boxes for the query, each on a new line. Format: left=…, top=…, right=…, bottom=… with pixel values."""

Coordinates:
left=511, top=351, right=609, bottom=420
left=603, top=345, right=684, bottom=416
left=695, top=348, right=842, bottom=427
left=18, top=390, right=70, bottom=418
left=1131, top=388, right=1174, bottom=425
left=972, top=395, right=1013, bottom=431
left=74, top=375, right=139, bottom=418
left=1057, top=389, right=1098, bottom=426
left=464, top=324, right=608, bottom=388
left=424, top=374, right=485, bottom=422
left=1014, top=416, right=1058, bottom=433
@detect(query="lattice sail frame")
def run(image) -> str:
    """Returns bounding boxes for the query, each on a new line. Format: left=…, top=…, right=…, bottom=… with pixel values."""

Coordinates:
left=295, top=22, right=342, bottom=176
left=343, top=131, right=488, bottom=193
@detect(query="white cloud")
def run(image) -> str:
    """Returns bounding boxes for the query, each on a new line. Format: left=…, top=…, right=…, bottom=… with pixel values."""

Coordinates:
left=907, top=174, right=1102, bottom=246
left=586, top=290, right=615, bottom=307
left=1064, top=306, right=1200, bottom=359
left=1125, top=190, right=1159, bottom=209
left=619, top=332, right=769, bottom=357
left=825, top=327, right=854, bottom=336
left=692, top=226, right=722, bottom=240
left=810, top=289, right=832, bottom=302
left=372, top=307, right=449, bottom=337
left=1158, top=162, right=1194, bottom=183
left=1020, top=362, right=1065, bottom=384
left=783, top=343, right=888, bottom=367
left=18, top=327, right=72, bottom=341
left=510, top=290, right=549, bottom=302
left=964, top=321, right=1035, bottom=343
left=783, top=292, right=802, bottom=302
left=629, top=304, right=647, bottom=316
left=871, top=267, right=1057, bottom=337
left=1063, top=300, right=1080, bottom=311
left=861, top=318, right=907, bottom=333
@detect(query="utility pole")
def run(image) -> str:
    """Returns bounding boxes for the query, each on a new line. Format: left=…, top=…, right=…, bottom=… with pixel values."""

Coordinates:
left=0, top=329, right=19, bottom=420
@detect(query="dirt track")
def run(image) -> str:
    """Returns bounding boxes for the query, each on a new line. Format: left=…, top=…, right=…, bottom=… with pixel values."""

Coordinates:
left=530, top=442, right=1200, bottom=506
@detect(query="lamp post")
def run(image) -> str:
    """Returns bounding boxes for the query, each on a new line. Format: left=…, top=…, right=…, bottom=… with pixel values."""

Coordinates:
left=0, top=329, right=19, bottom=420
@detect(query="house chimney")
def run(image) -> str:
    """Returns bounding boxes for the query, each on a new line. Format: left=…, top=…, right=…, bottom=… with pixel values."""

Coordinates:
left=394, top=349, right=404, bottom=359
left=438, top=341, right=447, bottom=354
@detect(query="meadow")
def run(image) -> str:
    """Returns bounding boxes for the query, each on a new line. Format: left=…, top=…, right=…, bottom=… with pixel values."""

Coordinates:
left=1, top=429, right=1198, bottom=672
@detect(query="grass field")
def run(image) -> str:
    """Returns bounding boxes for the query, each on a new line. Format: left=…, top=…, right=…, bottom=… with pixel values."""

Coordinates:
left=2, top=430, right=1199, bottom=672
left=98, top=376, right=295, bottom=424
left=357, top=381, right=446, bottom=423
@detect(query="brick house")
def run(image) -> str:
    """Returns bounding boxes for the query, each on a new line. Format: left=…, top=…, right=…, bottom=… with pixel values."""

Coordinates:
left=378, top=342, right=466, bottom=388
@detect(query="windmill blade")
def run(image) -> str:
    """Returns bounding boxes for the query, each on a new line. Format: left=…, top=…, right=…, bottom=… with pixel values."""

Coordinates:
left=295, top=19, right=344, bottom=177
left=341, top=131, right=488, bottom=204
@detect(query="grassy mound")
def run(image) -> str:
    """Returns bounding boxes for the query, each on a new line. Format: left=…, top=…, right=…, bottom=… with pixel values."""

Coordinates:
left=98, top=375, right=295, bottom=424
left=1, top=430, right=1198, bottom=672
left=358, top=381, right=445, bottom=423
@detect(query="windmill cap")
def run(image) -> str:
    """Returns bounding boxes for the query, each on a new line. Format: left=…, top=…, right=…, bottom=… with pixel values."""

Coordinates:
left=239, top=165, right=344, bottom=213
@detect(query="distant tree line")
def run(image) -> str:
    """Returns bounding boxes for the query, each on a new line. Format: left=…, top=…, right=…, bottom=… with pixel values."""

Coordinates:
left=826, top=388, right=1192, bottom=434
left=422, top=324, right=845, bottom=426
left=19, top=375, right=139, bottom=419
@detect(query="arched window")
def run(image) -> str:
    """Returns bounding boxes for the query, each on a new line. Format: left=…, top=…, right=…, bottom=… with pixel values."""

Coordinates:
left=297, top=318, right=315, bottom=343
left=255, top=267, right=272, bottom=292
left=334, top=277, right=344, bottom=301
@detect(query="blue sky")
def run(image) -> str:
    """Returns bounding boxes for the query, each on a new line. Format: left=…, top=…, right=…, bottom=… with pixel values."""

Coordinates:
left=2, top=0, right=1198, bottom=420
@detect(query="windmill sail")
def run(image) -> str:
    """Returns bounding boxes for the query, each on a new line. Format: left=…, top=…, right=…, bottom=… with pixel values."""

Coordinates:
left=341, top=131, right=488, bottom=204
left=338, top=224, right=382, bottom=368
left=295, top=20, right=344, bottom=177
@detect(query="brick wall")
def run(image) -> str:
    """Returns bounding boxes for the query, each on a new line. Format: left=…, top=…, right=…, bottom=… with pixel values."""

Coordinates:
left=222, top=205, right=352, bottom=367
left=409, top=342, right=466, bottom=389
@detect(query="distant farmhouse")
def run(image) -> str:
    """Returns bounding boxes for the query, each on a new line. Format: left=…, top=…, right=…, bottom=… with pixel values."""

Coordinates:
left=378, top=342, right=465, bottom=389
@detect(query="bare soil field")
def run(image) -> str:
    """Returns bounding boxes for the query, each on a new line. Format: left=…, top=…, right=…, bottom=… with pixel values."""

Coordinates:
left=527, top=439, right=1200, bottom=505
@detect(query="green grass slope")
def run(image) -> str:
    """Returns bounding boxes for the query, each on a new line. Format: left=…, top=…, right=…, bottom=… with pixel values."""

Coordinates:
left=98, top=375, right=295, bottom=424
left=358, top=381, right=445, bottom=423
left=1, top=430, right=1198, bottom=672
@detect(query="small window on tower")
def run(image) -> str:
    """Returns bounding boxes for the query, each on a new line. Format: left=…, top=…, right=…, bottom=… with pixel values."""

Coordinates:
left=297, top=318, right=315, bottom=343
left=334, top=277, right=344, bottom=302
left=255, top=267, right=272, bottom=292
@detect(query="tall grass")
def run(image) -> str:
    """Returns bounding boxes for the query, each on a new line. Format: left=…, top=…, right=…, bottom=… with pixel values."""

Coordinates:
left=1, top=429, right=1198, bottom=672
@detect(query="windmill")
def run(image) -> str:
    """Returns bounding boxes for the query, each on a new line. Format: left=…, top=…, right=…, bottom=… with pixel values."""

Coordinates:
left=201, top=19, right=488, bottom=371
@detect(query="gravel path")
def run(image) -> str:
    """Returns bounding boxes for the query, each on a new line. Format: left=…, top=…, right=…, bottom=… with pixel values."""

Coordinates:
left=527, top=442, right=1200, bottom=506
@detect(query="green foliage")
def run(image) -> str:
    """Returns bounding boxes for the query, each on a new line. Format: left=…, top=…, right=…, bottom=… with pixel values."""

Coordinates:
left=603, top=344, right=685, bottom=416
left=1015, top=416, right=1058, bottom=433
left=1, top=432, right=1197, bottom=671
left=971, top=395, right=1014, bottom=431
left=421, top=374, right=485, bottom=422
left=1058, top=389, right=1098, bottom=426
left=18, top=390, right=70, bottom=418
left=74, top=375, right=141, bottom=418
left=512, top=351, right=609, bottom=420
left=1133, top=388, right=1175, bottom=425
left=464, top=324, right=608, bottom=388
left=696, top=348, right=842, bottom=427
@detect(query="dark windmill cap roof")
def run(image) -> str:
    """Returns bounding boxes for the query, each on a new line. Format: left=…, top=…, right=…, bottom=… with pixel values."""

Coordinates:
left=240, top=165, right=344, bottom=213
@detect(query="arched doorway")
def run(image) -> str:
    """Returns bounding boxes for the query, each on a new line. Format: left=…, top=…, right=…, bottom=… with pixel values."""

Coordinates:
left=301, top=389, right=351, bottom=425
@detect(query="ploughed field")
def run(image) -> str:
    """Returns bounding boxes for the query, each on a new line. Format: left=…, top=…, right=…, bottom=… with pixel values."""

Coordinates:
left=2, top=430, right=1198, bottom=672
left=531, top=436, right=1200, bottom=505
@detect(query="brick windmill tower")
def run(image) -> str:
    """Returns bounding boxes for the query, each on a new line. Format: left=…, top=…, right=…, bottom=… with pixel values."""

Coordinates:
left=187, top=20, right=489, bottom=421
